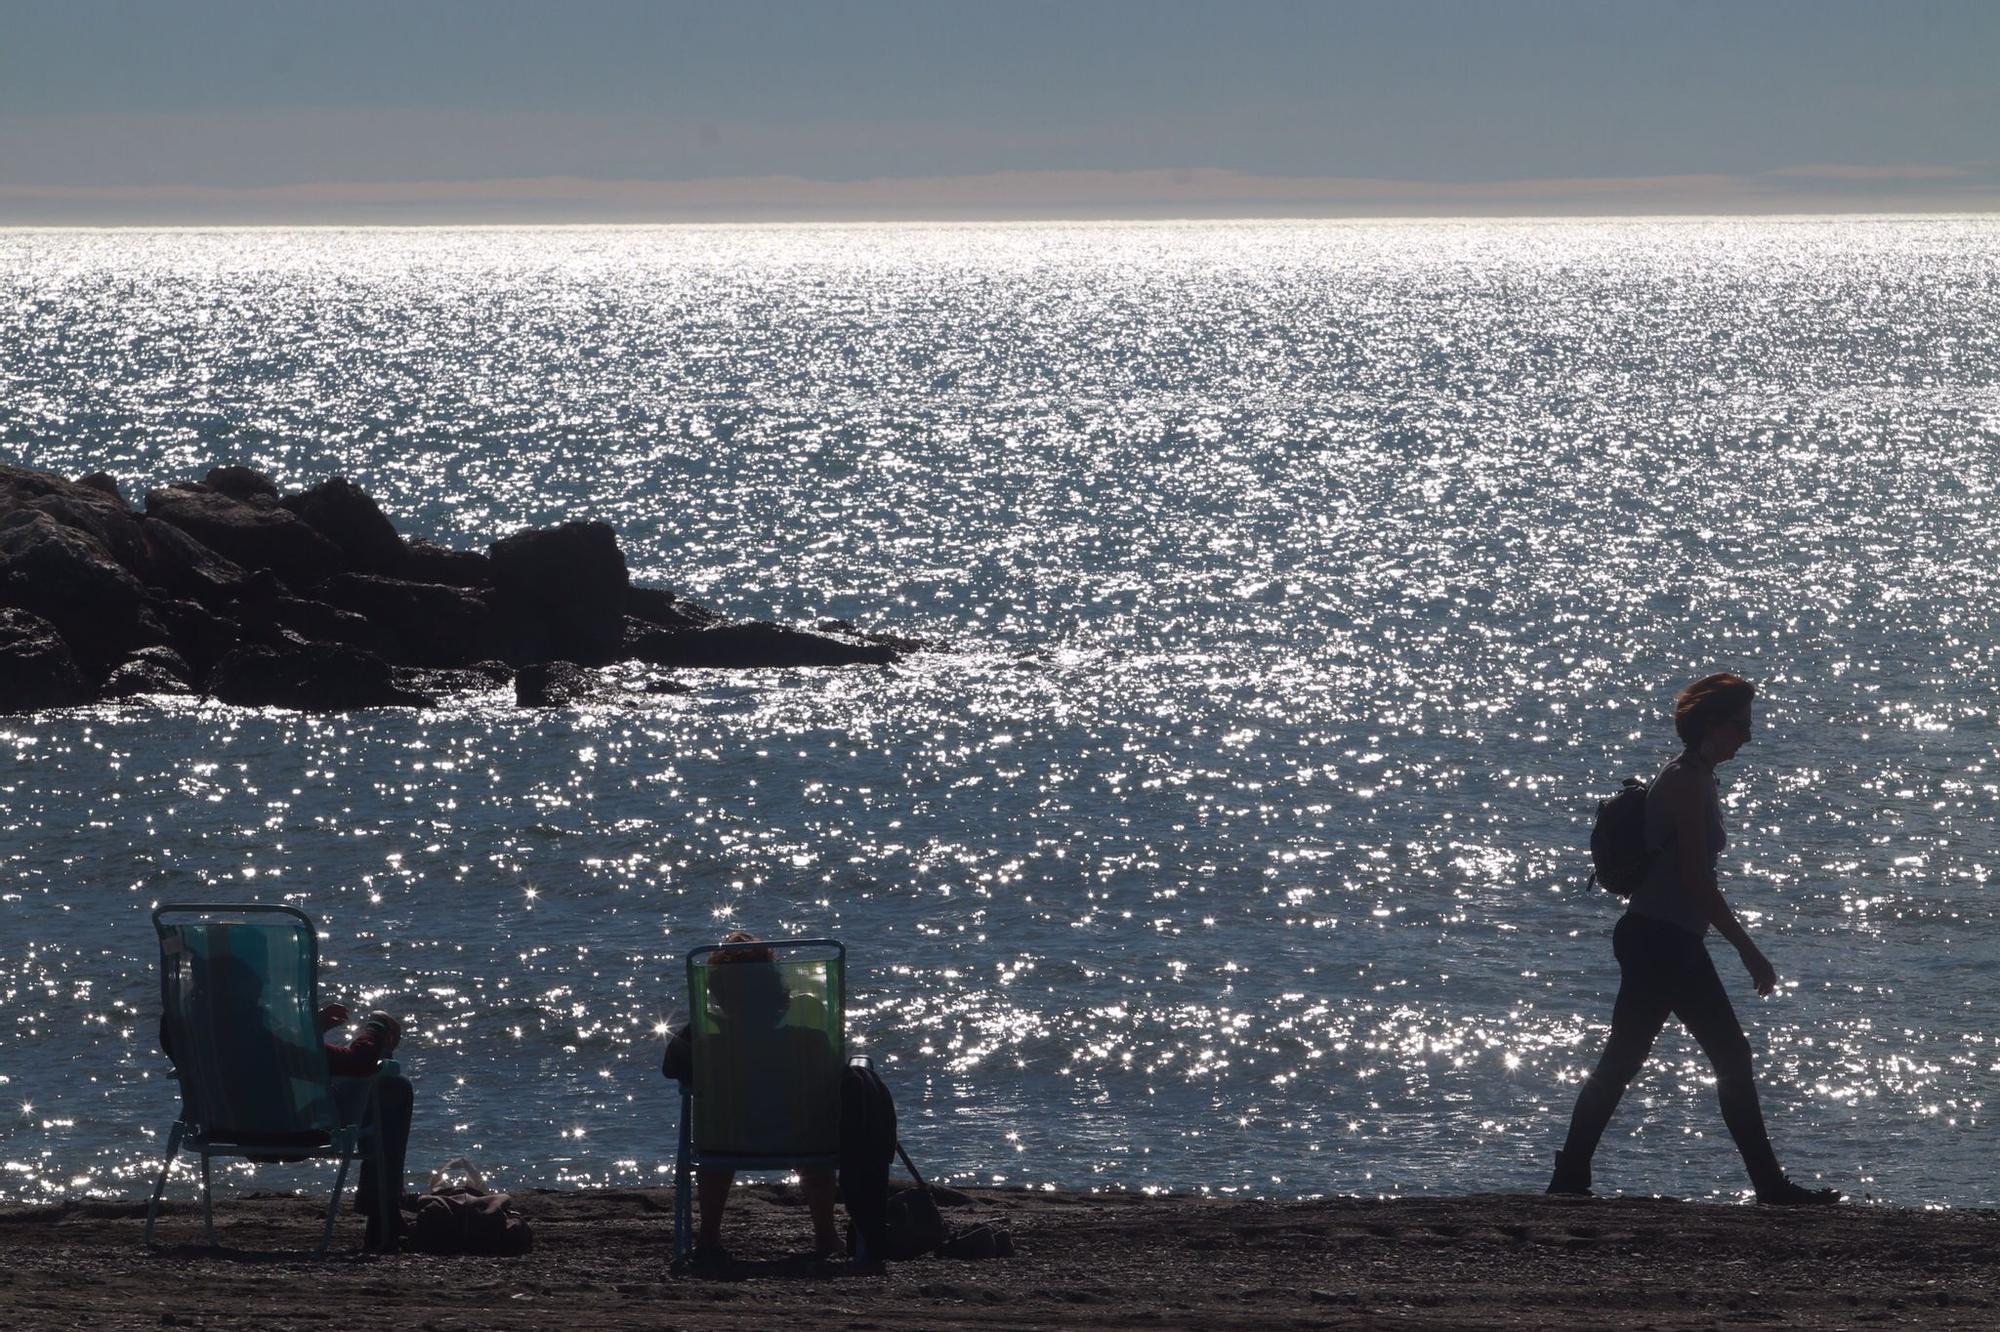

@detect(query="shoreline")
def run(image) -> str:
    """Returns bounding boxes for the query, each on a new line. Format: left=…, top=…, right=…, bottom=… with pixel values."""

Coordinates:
left=6, top=1185, right=1999, bottom=1329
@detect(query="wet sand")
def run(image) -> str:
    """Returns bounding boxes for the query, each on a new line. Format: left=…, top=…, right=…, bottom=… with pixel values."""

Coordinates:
left=5, top=1185, right=1999, bottom=1330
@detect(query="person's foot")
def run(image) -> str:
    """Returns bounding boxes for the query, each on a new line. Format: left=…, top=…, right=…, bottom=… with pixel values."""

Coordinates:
left=362, top=1211, right=400, bottom=1254
left=1546, top=1150, right=1594, bottom=1197
left=1755, top=1178, right=1841, bottom=1206
left=684, top=1240, right=735, bottom=1278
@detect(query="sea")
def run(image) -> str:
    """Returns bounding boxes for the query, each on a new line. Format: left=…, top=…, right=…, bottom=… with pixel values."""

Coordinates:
left=2, top=217, right=1997, bottom=1207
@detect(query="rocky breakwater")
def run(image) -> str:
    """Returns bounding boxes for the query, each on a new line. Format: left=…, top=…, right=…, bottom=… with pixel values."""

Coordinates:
left=0, top=463, right=916, bottom=713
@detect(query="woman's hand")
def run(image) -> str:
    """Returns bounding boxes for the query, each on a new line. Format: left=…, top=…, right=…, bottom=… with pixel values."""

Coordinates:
left=1741, top=946, right=1778, bottom=997
left=317, top=1003, right=349, bottom=1032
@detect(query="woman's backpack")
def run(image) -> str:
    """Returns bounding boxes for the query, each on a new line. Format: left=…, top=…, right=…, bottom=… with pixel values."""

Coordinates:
left=1589, top=777, right=1652, bottom=896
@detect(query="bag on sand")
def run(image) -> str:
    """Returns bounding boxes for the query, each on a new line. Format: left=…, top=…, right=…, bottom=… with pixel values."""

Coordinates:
left=409, top=1158, right=533, bottom=1256
left=880, top=1144, right=949, bottom=1260
left=837, top=1068, right=1009, bottom=1262
left=881, top=1148, right=1013, bottom=1261
left=1589, top=777, right=1652, bottom=896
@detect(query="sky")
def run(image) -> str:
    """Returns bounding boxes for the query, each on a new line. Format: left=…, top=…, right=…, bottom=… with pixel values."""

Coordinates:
left=0, top=0, right=1994, bottom=223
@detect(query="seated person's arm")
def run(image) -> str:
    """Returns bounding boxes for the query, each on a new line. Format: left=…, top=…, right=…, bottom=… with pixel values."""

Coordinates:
left=662, top=1023, right=693, bottom=1083
left=326, top=1010, right=402, bottom=1077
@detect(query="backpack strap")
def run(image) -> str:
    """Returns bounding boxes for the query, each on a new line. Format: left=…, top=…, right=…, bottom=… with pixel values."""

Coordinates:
left=895, top=1141, right=929, bottom=1191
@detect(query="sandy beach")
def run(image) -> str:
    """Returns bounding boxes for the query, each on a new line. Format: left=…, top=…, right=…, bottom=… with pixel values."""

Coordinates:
left=5, top=1184, right=1998, bottom=1330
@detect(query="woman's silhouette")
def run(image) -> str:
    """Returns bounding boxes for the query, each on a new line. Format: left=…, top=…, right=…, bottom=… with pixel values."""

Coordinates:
left=1551, top=673, right=1838, bottom=1204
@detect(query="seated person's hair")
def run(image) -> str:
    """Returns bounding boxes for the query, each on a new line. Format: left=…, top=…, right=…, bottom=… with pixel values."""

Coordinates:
left=712, top=929, right=775, bottom=965
left=708, top=931, right=788, bottom=1027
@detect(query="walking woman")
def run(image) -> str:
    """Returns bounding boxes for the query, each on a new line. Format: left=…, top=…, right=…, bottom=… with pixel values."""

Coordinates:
left=1550, top=673, right=1838, bottom=1204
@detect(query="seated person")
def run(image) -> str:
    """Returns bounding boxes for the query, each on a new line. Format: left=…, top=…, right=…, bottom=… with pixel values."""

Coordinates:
left=663, top=931, right=840, bottom=1264
left=160, top=968, right=412, bottom=1253
left=322, top=1005, right=414, bottom=1253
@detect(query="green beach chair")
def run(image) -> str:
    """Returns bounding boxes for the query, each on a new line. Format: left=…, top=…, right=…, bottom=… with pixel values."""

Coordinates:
left=670, top=937, right=846, bottom=1265
left=143, top=904, right=389, bottom=1257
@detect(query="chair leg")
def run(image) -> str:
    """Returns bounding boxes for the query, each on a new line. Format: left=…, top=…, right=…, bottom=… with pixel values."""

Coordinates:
left=322, top=1137, right=356, bottom=1261
left=143, top=1122, right=184, bottom=1248
left=367, top=1080, right=395, bottom=1241
left=200, top=1151, right=216, bottom=1248
left=673, top=1092, right=693, bottom=1267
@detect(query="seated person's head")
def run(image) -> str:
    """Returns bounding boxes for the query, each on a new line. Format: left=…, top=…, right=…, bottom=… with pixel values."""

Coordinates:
left=194, top=954, right=274, bottom=1028
left=708, top=930, right=789, bottom=1029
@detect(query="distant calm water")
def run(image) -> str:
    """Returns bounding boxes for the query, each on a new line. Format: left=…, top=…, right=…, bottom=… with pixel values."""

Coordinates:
left=3, top=219, right=1998, bottom=1206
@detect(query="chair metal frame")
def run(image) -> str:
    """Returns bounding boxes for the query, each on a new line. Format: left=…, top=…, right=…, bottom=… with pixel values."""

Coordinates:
left=142, top=903, right=388, bottom=1258
left=670, top=937, right=846, bottom=1266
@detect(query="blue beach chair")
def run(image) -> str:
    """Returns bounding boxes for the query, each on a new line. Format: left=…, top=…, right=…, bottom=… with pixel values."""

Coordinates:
left=143, top=904, right=389, bottom=1257
left=670, top=937, right=847, bottom=1266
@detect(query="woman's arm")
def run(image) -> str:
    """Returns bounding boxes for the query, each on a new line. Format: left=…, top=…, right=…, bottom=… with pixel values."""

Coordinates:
left=1666, top=766, right=1777, bottom=996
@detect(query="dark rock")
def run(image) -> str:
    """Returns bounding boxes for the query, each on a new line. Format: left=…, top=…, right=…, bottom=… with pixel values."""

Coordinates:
left=315, top=573, right=500, bottom=666
left=0, top=463, right=151, bottom=576
left=124, top=643, right=194, bottom=682
left=0, top=607, right=89, bottom=711
left=489, top=521, right=629, bottom=665
left=228, top=567, right=285, bottom=610
left=208, top=642, right=430, bottom=711
left=270, top=595, right=401, bottom=658
left=27, top=493, right=152, bottom=575
left=813, top=618, right=938, bottom=653
left=0, top=509, right=156, bottom=674
left=622, top=615, right=691, bottom=655
left=391, top=660, right=514, bottom=697
left=224, top=619, right=311, bottom=652
left=137, top=516, right=249, bottom=606
left=402, top=539, right=492, bottom=588
left=143, top=594, right=238, bottom=678
left=203, top=466, right=280, bottom=503
left=280, top=477, right=405, bottom=574
left=514, top=660, right=599, bottom=708
left=145, top=483, right=345, bottom=590
left=2, top=462, right=920, bottom=709
left=628, top=586, right=724, bottom=632
left=102, top=645, right=196, bottom=698
left=627, top=620, right=900, bottom=669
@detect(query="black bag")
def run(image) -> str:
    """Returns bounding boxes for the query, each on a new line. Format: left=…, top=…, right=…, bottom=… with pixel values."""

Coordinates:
left=838, top=1061, right=898, bottom=1259
left=880, top=1144, right=948, bottom=1260
left=837, top=1060, right=948, bottom=1262
left=1589, top=777, right=1652, bottom=896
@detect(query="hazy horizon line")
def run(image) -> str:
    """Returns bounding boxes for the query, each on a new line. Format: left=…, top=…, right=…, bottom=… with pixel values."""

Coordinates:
left=5, top=211, right=1998, bottom=234
left=3, top=164, right=1994, bottom=227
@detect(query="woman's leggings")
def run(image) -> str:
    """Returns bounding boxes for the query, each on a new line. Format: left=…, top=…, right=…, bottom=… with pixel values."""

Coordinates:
left=1558, top=913, right=1784, bottom=1188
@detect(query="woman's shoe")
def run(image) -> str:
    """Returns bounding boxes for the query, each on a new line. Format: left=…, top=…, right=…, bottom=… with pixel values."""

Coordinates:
left=1755, top=1178, right=1841, bottom=1206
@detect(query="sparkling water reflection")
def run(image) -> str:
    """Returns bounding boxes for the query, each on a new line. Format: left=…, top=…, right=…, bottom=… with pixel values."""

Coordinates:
left=2, top=219, right=1998, bottom=1204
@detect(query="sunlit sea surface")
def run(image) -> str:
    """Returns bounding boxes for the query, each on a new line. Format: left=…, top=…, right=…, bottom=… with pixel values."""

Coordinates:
left=3, top=219, right=1999, bottom=1207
